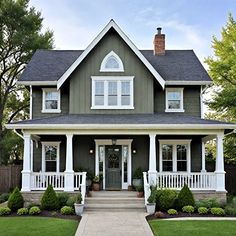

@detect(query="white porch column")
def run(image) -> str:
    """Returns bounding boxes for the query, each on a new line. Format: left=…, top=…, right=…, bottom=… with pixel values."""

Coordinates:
left=215, top=133, right=226, bottom=192
left=201, top=141, right=206, bottom=172
left=22, top=133, right=31, bottom=192
left=148, top=133, right=157, bottom=185
left=64, top=134, right=74, bottom=192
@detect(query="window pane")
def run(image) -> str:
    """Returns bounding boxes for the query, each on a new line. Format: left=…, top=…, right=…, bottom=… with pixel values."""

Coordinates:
left=163, top=161, right=172, bottom=171
left=45, top=91, right=58, bottom=100
left=177, top=161, right=187, bottom=171
left=162, top=145, right=172, bottom=160
left=108, top=82, right=117, bottom=95
left=121, top=81, right=130, bottom=95
left=95, top=81, right=104, bottom=95
left=168, top=91, right=181, bottom=100
left=45, top=100, right=58, bottom=109
left=168, top=100, right=180, bottom=109
left=177, top=145, right=187, bottom=160
left=121, top=96, right=130, bottom=105
left=46, top=161, right=56, bottom=172
left=108, top=95, right=117, bottom=105
left=95, top=96, right=104, bottom=105
left=105, top=56, right=119, bottom=69
left=45, top=146, right=57, bottom=160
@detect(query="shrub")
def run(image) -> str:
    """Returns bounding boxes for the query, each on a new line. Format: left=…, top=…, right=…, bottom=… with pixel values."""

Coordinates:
left=0, top=193, right=10, bottom=203
left=0, top=207, right=11, bottom=216
left=147, top=191, right=156, bottom=204
left=156, top=189, right=177, bottom=211
left=225, top=206, right=236, bottom=215
left=195, top=198, right=220, bottom=209
left=26, top=202, right=41, bottom=210
left=154, top=211, right=165, bottom=218
left=182, top=205, right=194, bottom=214
left=135, top=185, right=144, bottom=192
left=57, top=192, right=69, bottom=208
left=210, top=207, right=225, bottom=216
left=176, top=185, right=195, bottom=210
left=29, top=206, right=41, bottom=215
left=133, top=167, right=143, bottom=179
left=7, top=187, right=24, bottom=212
left=66, top=196, right=77, bottom=207
left=167, top=209, right=178, bottom=215
left=41, top=185, right=59, bottom=210
left=17, top=208, right=28, bottom=216
left=60, top=206, right=74, bottom=215
left=198, top=207, right=208, bottom=215
left=75, top=192, right=83, bottom=204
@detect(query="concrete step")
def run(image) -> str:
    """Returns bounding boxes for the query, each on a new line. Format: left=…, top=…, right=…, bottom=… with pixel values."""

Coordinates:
left=84, top=207, right=146, bottom=212
left=86, top=197, right=144, bottom=204
left=90, top=191, right=137, bottom=198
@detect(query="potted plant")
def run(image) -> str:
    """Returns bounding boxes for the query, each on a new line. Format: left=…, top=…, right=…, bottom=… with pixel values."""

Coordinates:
left=92, top=175, right=100, bottom=191
left=74, top=192, right=84, bottom=216
left=132, top=167, right=143, bottom=187
left=146, top=191, right=156, bottom=214
left=128, top=185, right=133, bottom=191
left=136, top=185, right=144, bottom=198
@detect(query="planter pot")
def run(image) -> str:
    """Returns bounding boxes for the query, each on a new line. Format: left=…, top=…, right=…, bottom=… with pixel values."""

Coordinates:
left=74, top=203, right=84, bottom=216
left=132, top=178, right=142, bottom=187
left=146, top=203, right=156, bottom=214
left=128, top=185, right=133, bottom=191
left=92, top=182, right=100, bottom=191
left=137, top=191, right=144, bottom=198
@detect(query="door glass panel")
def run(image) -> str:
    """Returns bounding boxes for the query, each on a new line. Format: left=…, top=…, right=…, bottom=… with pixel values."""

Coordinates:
left=123, top=146, right=128, bottom=183
left=177, top=144, right=187, bottom=171
left=107, top=147, right=120, bottom=168
left=98, top=146, right=104, bottom=174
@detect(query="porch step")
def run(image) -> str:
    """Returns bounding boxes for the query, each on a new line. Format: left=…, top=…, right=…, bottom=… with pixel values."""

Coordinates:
left=85, top=191, right=145, bottom=212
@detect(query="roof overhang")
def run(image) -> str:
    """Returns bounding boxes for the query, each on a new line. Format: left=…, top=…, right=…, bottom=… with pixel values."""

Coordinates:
left=165, top=81, right=212, bottom=86
left=17, top=81, right=57, bottom=86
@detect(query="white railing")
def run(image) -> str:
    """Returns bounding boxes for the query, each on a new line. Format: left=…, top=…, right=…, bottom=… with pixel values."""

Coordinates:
left=143, top=172, right=151, bottom=205
left=74, top=172, right=87, bottom=204
left=31, top=172, right=65, bottom=190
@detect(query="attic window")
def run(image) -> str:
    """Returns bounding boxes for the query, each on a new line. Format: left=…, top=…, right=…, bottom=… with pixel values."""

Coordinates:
left=100, top=51, right=124, bottom=72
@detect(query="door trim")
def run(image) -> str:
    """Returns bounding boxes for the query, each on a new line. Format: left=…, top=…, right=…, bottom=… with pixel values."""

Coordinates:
left=95, top=139, right=133, bottom=190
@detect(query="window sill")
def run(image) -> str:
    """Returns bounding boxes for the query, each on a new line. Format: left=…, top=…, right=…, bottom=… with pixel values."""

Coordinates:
left=91, top=106, right=134, bottom=110
left=41, top=109, right=61, bottom=113
left=165, top=109, right=185, bottom=113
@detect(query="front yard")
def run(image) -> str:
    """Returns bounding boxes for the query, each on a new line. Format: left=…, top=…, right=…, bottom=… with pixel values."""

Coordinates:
left=149, top=220, right=236, bottom=236
left=0, top=217, right=78, bottom=236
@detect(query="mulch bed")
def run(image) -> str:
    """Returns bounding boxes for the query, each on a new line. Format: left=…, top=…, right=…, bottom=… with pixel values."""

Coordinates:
left=3, top=210, right=81, bottom=221
left=146, top=212, right=236, bottom=221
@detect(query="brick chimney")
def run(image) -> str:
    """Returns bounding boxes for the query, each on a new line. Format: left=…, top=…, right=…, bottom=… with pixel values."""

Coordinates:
left=153, top=27, right=165, bottom=55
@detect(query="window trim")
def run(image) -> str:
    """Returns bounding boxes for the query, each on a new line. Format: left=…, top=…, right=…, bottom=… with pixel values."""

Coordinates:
left=159, top=140, right=191, bottom=173
left=100, top=51, right=124, bottom=72
left=41, top=142, right=61, bottom=173
left=165, top=87, right=184, bottom=112
left=42, top=88, right=61, bottom=113
left=91, top=76, right=134, bottom=109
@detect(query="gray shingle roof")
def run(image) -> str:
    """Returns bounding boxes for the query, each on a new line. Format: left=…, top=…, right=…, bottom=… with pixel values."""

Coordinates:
left=11, top=113, right=231, bottom=125
left=19, top=49, right=211, bottom=83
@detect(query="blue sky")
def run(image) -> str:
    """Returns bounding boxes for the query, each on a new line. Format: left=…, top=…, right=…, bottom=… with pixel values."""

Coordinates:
left=30, top=0, right=236, bottom=64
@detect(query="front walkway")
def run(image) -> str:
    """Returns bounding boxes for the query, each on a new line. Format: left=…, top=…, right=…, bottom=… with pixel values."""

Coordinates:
left=75, top=212, right=153, bottom=236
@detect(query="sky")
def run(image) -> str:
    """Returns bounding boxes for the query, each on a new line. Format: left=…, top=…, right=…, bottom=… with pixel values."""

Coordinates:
left=30, top=0, right=236, bottom=65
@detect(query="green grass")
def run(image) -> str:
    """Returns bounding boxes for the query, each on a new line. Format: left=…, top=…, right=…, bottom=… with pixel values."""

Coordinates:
left=149, top=220, right=236, bottom=236
left=0, top=217, right=78, bottom=236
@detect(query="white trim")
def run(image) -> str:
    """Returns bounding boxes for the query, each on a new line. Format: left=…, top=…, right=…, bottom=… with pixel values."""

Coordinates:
left=200, top=86, right=204, bottom=119
left=165, top=81, right=212, bottom=85
left=100, top=51, right=124, bottom=72
left=41, top=88, right=61, bottom=113
left=91, top=76, right=134, bottom=109
left=30, top=86, right=32, bottom=120
left=17, top=81, right=57, bottom=86
left=165, top=87, right=184, bottom=112
left=94, top=139, right=133, bottom=190
left=159, top=139, right=192, bottom=173
left=41, top=141, right=61, bottom=173
left=57, top=20, right=165, bottom=89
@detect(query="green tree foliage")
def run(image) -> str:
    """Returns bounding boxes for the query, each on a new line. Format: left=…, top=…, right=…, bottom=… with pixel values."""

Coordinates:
left=205, top=14, right=236, bottom=163
left=176, top=184, right=195, bottom=210
left=7, top=187, right=24, bottom=211
left=0, top=0, right=54, bottom=164
left=41, top=185, right=59, bottom=210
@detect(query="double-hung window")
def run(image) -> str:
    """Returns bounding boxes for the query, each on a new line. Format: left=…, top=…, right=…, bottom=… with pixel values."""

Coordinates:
left=91, top=76, right=134, bottom=109
left=165, top=88, right=184, bottom=112
left=42, top=88, right=61, bottom=113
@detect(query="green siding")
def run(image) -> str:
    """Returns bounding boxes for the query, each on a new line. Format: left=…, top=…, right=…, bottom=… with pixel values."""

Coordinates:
left=69, top=30, right=155, bottom=114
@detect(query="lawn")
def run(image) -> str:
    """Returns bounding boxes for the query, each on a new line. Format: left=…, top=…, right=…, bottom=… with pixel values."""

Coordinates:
left=149, top=220, right=236, bottom=236
left=0, top=217, right=78, bottom=236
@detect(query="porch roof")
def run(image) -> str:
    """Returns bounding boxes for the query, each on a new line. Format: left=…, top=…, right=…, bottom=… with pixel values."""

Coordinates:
left=6, top=113, right=236, bottom=131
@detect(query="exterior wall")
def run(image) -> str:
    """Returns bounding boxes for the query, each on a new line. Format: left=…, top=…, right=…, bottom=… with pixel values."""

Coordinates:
left=69, top=30, right=155, bottom=114
left=31, top=85, right=69, bottom=119
left=154, top=85, right=201, bottom=117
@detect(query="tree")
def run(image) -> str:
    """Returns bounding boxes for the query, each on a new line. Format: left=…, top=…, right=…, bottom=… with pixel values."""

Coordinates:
left=205, top=13, right=236, bottom=163
left=0, top=0, right=54, bottom=164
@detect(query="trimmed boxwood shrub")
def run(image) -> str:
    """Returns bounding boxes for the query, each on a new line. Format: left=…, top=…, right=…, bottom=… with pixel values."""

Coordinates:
left=17, top=208, right=28, bottom=215
left=7, top=187, right=24, bottom=212
left=195, top=198, right=220, bottom=209
left=210, top=207, right=225, bottom=216
left=198, top=207, right=208, bottom=215
left=176, top=184, right=195, bottom=210
left=60, top=206, right=74, bottom=215
left=156, top=189, right=178, bottom=211
left=0, top=207, right=11, bottom=216
left=182, top=205, right=194, bottom=213
left=57, top=192, right=69, bottom=208
left=225, top=206, right=236, bottom=215
left=167, top=209, right=178, bottom=215
left=0, top=193, right=10, bottom=203
left=41, top=185, right=59, bottom=210
left=66, top=196, right=77, bottom=207
left=29, top=206, right=41, bottom=215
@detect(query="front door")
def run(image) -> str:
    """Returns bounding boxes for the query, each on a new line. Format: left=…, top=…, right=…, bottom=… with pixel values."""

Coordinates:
left=105, top=145, right=121, bottom=189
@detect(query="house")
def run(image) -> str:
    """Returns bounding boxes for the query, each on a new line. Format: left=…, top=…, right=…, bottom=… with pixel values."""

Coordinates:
left=6, top=20, right=236, bottom=203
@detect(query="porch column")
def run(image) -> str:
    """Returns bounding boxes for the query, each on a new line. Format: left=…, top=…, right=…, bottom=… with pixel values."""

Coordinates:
left=215, top=133, right=226, bottom=192
left=201, top=141, right=206, bottom=172
left=22, top=133, right=31, bottom=192
left=148, top=133, right=157, bottom=185
left=64, top=133, right=74, bottom=192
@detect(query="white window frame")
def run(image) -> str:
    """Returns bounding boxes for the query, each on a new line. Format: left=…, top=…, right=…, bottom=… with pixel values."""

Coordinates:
left=165, top=87, right=184, bottom=112
left=91, top=76, right=134, bottom=109
left=42, top=88, right=61, bottom=113
left=159, top=140, right=191, bottom=173
left=100, top=51, right=124, bottom=72
left=41, top=142, right=61, bottom=173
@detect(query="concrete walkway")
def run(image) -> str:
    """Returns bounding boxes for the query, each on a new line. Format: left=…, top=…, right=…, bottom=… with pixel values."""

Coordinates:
left=75, top=212, right=153, bottom=236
